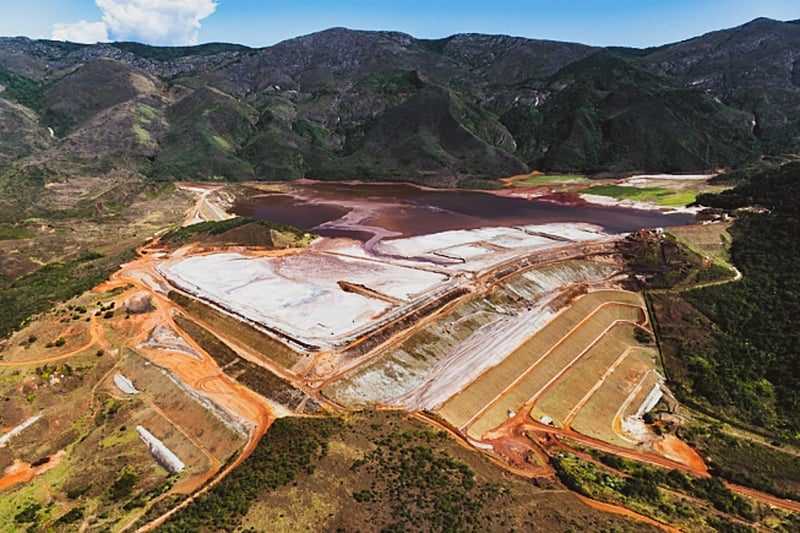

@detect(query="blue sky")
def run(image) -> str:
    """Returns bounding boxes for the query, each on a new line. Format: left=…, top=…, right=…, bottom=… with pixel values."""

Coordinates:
left=2, top=0, right=799, bottom=48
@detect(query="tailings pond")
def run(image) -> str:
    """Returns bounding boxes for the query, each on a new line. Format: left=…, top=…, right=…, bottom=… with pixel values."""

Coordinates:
left=234, top=181, right=694, bottom=242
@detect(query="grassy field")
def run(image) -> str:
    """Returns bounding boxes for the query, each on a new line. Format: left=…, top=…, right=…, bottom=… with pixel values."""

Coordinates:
left=531, top=325, right=642, bottom=426
left=193, top=412, right=657, bottom=533
left=168, top=291, right=302, bottom=370
left=584, top=184, right=697, bottom=206
left=667, top=222, right=733, bottom=268
left=466, top=304, right=645, bottom=438
left=570, top=350, right=656, bottom=447
left=437, top=290, right=644, bottom=432
left=505, top=173, right=591, bottom=187
left=0, top=224, right=36, bottom=240
left=551, top=450, right=780, bottom=531
left=0, top=179, right=188, bottom=337
left=685, top=424, right=800, bottom=500
left=0, top=342, right=243, bottom=531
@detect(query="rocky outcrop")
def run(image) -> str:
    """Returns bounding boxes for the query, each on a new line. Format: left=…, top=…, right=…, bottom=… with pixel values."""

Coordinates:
left=124, top=291, right=153, bottom=314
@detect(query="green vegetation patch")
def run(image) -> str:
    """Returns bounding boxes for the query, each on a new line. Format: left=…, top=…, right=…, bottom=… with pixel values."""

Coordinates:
left=159, top=217, right=310, bottom=248
left=0, top=224, right=36, bottom=240
left=668, top=223, right=734, bottom=269
left=587, top=449, right=760, bottom=522
left=0, top=67, right=44, bottom=113
left=137, top=103, right=158, bottom=124
left=640, top=161, right=800, bottom=509
left=553, top=450, right=758, bottom=527
left=0, top=250, right=132, bottom=339
left=684, top=424, right=800, bottom=500
left=619, top=231, right=734, bottom=290
left=552, top=452, right=626, bottom=500
left=132, top=123, right=155, bottom=148
left=585, top=184, right=696, bottom=206
left=347, top=428, right=487, bottom=532
left=149, top=87, right=256, bottom=181
left=112, top=41, right=250, bottom=61
left=155, top=417, right=340, bottom=532
left=357, top=69, right=424, bottom=96
left=155, top=411, right=648, bottom=532
left=160, top=216, right=252, bottom=243
left=510, top=174, right=590, bottom=187
left=681, top=212, right=800, bottom=433
left=457, top=178, right=504, bottom=190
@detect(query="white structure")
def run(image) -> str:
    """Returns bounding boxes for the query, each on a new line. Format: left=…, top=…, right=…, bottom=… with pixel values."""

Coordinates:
left=136, top=425, right=185, bottom=473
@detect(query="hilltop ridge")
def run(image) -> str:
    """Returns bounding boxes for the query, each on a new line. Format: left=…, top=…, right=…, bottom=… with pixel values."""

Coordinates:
left=0, top=17, right=797, bottom=196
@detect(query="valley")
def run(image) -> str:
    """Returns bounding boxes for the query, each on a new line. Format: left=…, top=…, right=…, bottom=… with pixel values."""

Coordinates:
left=0, top=14, right=799, bottom=532
left=3, top=175, right=797, bottom=532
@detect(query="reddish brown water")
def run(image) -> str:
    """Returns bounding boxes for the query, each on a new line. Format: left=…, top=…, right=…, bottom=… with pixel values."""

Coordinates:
left=241, top=193, right=349, bottom=228
left=234, top=182, right=694, bottom=240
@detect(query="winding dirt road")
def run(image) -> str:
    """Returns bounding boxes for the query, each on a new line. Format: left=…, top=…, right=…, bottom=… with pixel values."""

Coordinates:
left=0, top=311, right=104, bottom=368
left=83, top=250, right=278, bottom=531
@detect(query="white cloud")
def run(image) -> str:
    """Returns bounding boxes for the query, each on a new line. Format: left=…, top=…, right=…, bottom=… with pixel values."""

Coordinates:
left=51, top=20, right=109, bottom=44
left=97, top=0, right=219, bottom=45
left=51, top=0, right=219, bottom=46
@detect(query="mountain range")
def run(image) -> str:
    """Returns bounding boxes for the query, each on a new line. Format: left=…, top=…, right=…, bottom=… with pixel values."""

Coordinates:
left=0, top=17, right=799, bottom=189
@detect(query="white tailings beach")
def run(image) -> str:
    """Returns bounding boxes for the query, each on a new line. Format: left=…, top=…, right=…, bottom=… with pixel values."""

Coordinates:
left=114, top=373, right=140, bottom=395
left=0, top=415, right=42, bottom=448
left=158, top=222, right=613, bottom=351
left=136, top=425, right=186, bottom=473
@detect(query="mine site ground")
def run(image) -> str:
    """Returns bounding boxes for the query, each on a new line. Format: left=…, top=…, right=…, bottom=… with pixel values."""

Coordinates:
left=1, top=177, right=798, bottom=531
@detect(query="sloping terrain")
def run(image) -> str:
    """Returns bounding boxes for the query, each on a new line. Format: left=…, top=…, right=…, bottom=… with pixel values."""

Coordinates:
left=0, top=18, right=799, bottom=193
left=642, top=17, right=800, bottom=152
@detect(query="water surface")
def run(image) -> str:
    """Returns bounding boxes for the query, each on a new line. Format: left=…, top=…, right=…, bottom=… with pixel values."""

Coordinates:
left=234, top=182, right=694, bottom=240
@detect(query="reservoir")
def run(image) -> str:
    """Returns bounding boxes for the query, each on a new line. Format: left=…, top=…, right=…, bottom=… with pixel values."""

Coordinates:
left=234, top=181, right=694, bottom=241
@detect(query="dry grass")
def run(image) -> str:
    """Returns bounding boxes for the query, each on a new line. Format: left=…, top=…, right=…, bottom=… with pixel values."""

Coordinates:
left=531, top=324, right=639, bottom=426
left=570, top=349, right=655, bottom=447
left=169, top=291, right=302, bottom=369
left=667, top=222, right=733, bottom=267
left=438, top=290, right=643, bottom=432
left=466, top=305, right=644, bottom=438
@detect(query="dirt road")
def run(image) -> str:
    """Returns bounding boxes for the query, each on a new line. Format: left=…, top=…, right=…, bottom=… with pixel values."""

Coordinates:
left=574, top=493, right=680, bottom=532
left=0, top=450, right=66, bottom=492
left=0, top=312, right=103, bottom=367
left=84, top=251, right=278, bottom=532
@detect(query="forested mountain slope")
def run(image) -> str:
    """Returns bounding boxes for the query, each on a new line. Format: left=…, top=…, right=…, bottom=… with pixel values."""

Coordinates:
left=0, top=18, right=798, bottom=190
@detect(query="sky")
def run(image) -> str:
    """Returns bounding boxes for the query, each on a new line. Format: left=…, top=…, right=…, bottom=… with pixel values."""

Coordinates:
left=1, top=0, right=798, bottom=48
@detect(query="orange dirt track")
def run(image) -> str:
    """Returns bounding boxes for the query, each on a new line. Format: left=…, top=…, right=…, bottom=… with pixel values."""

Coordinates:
left=574, top=493, right=680, bottom=532
left=90, top=248, right=277, bottom=531
left=5, top=222, right=794, bottom=530
left=0, top=450, right=66, bottom=492
left=412, top=412, right=678, bottom=532
left=0, top=311, right=104, bottom=368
